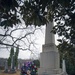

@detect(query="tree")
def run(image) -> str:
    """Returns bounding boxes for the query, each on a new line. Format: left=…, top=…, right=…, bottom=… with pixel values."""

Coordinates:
left=0, top=0, right=75, bottom=73
left=0, top=24, right=42, bottom=50
left=57, top=40, right=75, bottom=75
left=33, top=60, right=40, bottom=68
left=0, top=22, right=42, bottom=61
left=0, top=0, right=75, bottom=58
left=8, top=46, right=19, bottom=69
left=0, top=0, right=75, bottom=74
left=10, top=47, right=14, bottom=58
left=7, top=57, right=11, bottom=67
left=0, top=0, right=75, bottom=45
left=8, top=47, right=14, bottom=66
left=14, top=46, right=19, bottom=68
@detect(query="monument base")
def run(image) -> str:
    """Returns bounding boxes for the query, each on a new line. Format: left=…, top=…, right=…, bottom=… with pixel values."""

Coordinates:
left=38, top=51, right=62, bottom=75
left=38, top=68, right=68, bottom=75
left=38, top=68, right=62, bottom=75
left=38, top=44, right=67, bottom=75
left=38, top=22, right=68, bottom=75
left=9, top=69, right=16, bottom=73
left=4, top=69, right=8, bottom=73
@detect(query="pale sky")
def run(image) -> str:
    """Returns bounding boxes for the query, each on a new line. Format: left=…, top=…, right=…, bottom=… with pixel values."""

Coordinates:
left=0, top=25, right=45, bottom=59
left=0, top=24, right=59, bottom=60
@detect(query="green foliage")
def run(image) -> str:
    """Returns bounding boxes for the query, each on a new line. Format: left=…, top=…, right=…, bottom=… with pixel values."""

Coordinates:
left=7, top=57, right=11, bottom=66
left=66, top=57, right=75, bottom=75
left=0, top=1, right=75, bottom=74
left=0, top=0, right=75, bottom=46
left=57, top=40, right=75, bottom=75
left=33, top=60, right=40, bottom=68
left=1, top=0, right=74, bottom=27
left=8, top=47, right=14, bottom=66
left=14, top=46, right=19, bottom=67
left=10, top=47, right=14, bottom=58
left=0, top=0, right=20, bottom=28
left=7, top=46, right=19, bottom=68
left=0, top=0, right=75, bottom=45
left=0, top=0, right=75, bottom=72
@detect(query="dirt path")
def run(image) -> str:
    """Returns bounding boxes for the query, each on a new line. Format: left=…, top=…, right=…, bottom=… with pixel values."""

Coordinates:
left=0, top=70, right=20, bottom=75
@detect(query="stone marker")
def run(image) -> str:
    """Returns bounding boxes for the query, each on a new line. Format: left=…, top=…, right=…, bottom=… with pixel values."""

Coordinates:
left=62, top=59, right=67, bottom=75
left=38, top=22, right=62, bottom=75
left=4, top=60, right=8, bottom=73
left=18, top=63, right=20, bottom=70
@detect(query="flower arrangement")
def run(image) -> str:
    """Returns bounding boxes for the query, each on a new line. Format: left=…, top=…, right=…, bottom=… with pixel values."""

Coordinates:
left=21, top=61, right=37, bottom=75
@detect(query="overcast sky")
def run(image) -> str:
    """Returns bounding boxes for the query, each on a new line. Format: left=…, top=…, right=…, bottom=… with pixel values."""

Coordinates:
left=0, top=23, right=58, bottom=60
left=0, top=25, right=46, bottom=59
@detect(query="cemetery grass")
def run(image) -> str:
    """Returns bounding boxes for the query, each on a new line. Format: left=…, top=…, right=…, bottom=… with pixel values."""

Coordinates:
left=0, top=70, right=20, bottom=75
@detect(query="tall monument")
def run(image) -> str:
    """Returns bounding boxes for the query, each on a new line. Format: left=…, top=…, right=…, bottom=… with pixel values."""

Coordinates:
left=38, top=22, right=61, bottom=75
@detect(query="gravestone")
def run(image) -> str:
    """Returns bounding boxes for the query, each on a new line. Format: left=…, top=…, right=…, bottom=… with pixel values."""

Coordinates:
left=62, top=59, right=67, bottom=75
left=4, top=60, right=8, bottom=73
left=18, top=63, right=20, bottom=70
left=38, top=22, right=65, bottom=75
left=9, top=55, right=16, bottom=73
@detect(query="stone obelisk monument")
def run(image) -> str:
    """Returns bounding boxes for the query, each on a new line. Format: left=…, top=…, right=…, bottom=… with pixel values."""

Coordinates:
left=38, top=22, right=61, bottom=75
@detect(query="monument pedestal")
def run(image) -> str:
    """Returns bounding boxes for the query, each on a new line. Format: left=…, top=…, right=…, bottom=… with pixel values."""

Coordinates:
left=38, top=22, right=67, bottom=75
left=38, top=68, right=61, bottom=75
left=38, top=44, right=62, bottom=75
left=9, top=69, right=16, bottom=73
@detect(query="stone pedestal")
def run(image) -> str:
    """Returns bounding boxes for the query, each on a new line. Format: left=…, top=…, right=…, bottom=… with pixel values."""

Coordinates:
left=38, top=44, right=61, bottom=75
left=4, top=60, right=8, bottom=73
left=38, top=22, right=62, bottom=75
